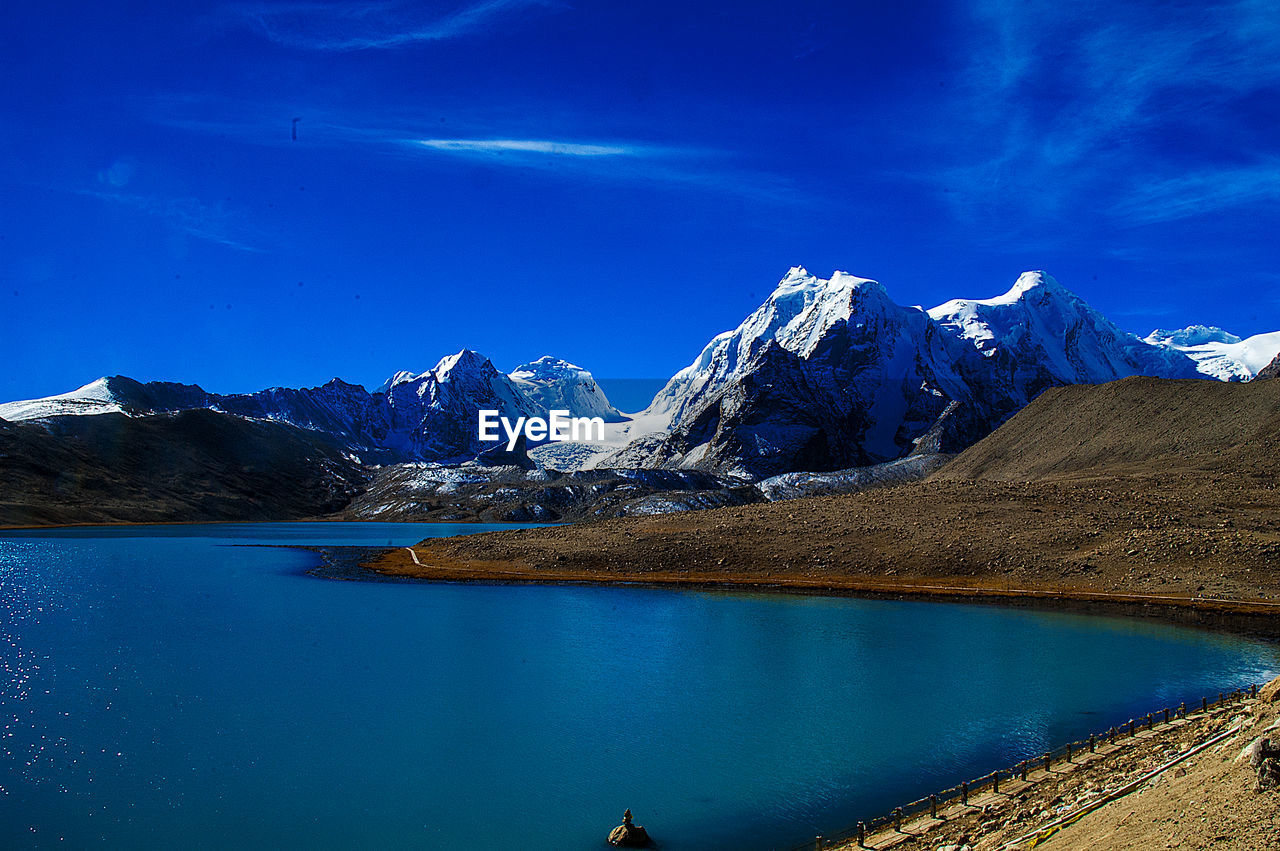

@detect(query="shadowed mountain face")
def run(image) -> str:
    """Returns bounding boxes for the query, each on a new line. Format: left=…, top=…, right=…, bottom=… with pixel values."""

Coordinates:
left=0, top=410, right=368, bottom=526
left=619, top=339, right=982, bottom=479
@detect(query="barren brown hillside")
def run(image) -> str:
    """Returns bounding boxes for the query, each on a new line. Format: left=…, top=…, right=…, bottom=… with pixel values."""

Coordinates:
left=935, top=376, right=1280, bottom=482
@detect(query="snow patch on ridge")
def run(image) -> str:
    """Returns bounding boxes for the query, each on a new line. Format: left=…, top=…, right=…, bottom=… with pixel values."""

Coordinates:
left=1145, top=327, right=1280, bottom=381
left=0, top=377, right=128, bottom=421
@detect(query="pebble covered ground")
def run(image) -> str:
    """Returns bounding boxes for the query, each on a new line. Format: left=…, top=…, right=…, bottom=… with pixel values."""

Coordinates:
left=836, top=680, right=1280, bottom=850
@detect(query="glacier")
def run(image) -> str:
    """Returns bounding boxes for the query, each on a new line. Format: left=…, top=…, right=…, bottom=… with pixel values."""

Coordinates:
left=1144, top=326, right=1280, bottom=381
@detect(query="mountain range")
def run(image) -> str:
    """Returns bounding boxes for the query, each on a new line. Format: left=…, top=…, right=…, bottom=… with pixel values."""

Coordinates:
left=2, top=267, right=1278, bottom=524
left=598, top=269, right=1258, bottom=477
left=0, top=352, right=619, bottom=465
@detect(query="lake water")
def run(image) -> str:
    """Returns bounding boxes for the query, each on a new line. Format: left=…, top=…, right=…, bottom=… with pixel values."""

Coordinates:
left=1, top=523, right=1275, bottom=849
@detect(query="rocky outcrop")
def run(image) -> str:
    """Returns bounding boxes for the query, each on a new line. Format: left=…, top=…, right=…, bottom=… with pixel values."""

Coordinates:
left=1245, top=736, right=1280, bottom=791
left=607, top=810, right=652, bottom=847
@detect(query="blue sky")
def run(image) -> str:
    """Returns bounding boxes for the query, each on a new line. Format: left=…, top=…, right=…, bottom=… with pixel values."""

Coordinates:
left=3, top=0, right=1279, bottom=402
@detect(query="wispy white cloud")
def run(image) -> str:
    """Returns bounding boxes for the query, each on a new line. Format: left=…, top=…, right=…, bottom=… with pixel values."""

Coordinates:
left=413, top=139, right=638, bottom=157
left=230, top=0, right=560, bottom=51
left=400, top=135, right=797, bottom=200
left=934, top=0, right=1280, bottom=227
left=145, top=96, right=800, bottom=202
left=1110, top=162, right=1280, bottom=225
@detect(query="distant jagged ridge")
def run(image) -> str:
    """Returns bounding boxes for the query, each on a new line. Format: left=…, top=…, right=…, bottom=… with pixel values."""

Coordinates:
left=0, top=352, right=621, bottom=463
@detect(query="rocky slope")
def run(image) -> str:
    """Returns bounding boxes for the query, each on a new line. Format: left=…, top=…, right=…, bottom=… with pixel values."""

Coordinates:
left=340, top=464, right=761, bottom=523
left=837, top=686, right=1280, bottom=851
left=934, top=375, right=1280, bottom=481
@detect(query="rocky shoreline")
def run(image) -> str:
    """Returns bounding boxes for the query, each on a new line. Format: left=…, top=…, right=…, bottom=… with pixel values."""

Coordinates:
left=830, top=678, right=1280, bottom=851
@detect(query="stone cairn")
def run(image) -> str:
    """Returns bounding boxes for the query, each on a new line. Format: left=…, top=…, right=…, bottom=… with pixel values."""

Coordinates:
left=608, top=808, right=652, bottom=847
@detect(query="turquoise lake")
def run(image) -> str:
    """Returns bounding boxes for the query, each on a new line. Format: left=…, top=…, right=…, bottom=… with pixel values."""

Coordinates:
left=0, top=522, right=1275, bottom=849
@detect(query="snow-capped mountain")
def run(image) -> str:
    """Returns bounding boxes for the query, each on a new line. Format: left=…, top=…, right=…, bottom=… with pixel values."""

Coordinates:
left=615, top=268, right=1206, bottom=478
left=509, top=356, right=624, bottom=422
left=0, top=375, right=210, bottom=421
left=612, top=268, right=986, bottom=477
left=928, top=271, right=1202, bottom=411
left=379, top=350, right=542, bottom=459
left=645, top=267, right=903, bottom=424
left=0, top=350, right=622, bottom=464
left=1144, top=326, right=1280, bottom=381
left=0, top=377, right=130, bottom=421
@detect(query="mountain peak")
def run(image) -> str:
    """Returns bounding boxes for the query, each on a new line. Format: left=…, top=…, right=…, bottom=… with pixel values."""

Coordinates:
left=376, top=370, right=424, bottom=394
left=433, top=349, right=495, bottom=381
left=974, top=270, right=1071, bottom=307
left=930, top=271, right=1201, bottom=385
left=772, top=267, right=879, bottom=295
left=322, top=377, right=366, bottom=392
left=510, top=356, right=586, bottom=381
left=508, top=355, right=623, bottom=421
left=1010, top=270, right=1057, bottom=294
left=1145, top=325, right=1242, bottom=348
